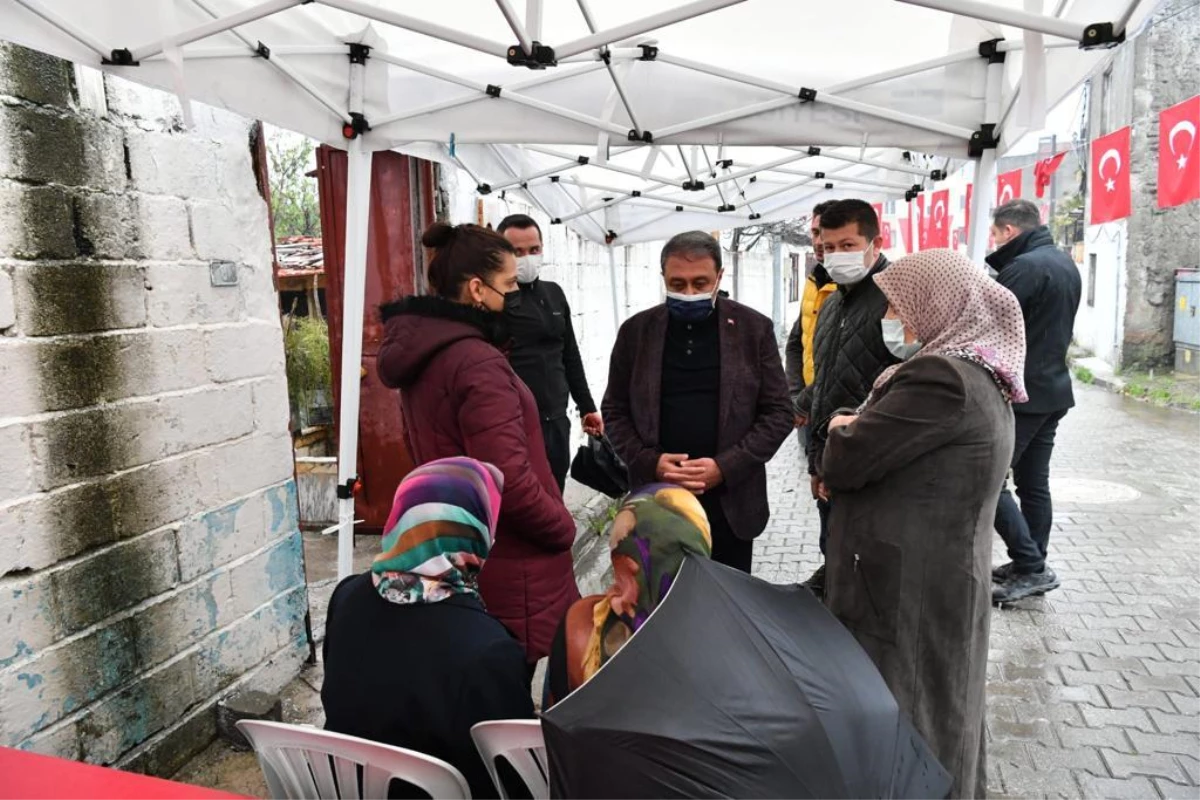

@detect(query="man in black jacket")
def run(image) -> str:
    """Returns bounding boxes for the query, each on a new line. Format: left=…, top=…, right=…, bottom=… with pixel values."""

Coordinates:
left=499, top=214, right=602, bottom=490
left=987, top=200, right=1082, bottom=603
left=795, top=199, right=899, bottom=597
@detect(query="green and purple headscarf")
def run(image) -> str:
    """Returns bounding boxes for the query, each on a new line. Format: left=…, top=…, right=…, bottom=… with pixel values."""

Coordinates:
left=372, top=457, right=503, bottom=605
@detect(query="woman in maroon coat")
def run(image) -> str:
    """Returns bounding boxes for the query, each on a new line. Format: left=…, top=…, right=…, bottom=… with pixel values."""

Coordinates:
left=377, top=222, right=580, bottom=667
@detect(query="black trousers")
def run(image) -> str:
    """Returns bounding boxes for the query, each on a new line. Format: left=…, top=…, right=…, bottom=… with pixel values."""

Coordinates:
left=994, top=409, right=1068, bottom=574
left=702, top=493, right=753, bottom=573
left=541, top=416, right=572, bottom=492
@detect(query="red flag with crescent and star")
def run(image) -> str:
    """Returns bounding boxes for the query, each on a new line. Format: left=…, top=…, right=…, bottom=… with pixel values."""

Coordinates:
left=996, top=169, right=1023, bottom=206
left=1034, top=152, right=1067, bottom=198
left=928, top=189, right=951, bottom=248
left=1090, top=127, right=1132, bottom=224
left=1158, top=95, right=1199, bottom=209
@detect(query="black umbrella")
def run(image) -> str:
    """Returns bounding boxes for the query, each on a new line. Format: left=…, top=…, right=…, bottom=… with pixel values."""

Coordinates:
left=542, top=556, right=951, bottom=799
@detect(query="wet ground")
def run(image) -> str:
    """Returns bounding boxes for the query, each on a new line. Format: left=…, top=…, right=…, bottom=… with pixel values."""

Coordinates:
left=178, top=381, right=1199, bottom=798
left=761, top=382, right=1200, bottom=799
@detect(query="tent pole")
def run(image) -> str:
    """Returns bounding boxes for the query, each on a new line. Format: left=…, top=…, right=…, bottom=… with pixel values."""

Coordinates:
left=336, top=137, right=372, bottom=580
left=554, top=0, right=747, bottom=60
left=12, top=0, right=110, bottom=60
left=486, top=160, right=588, bottom=194
left=495, top=0, right=533, bottom=55
left=966, top=57, right=1005, bottom=266
left=785, top=146, right=932, bottom=178
left=526, top=0, right=544, bottom=41
left=608, top=245, right=621, bottom=333
left=1114, top=0, right=1139, bottom=33
left=894, top=0, right=1084, bottom=40
left=318, top=0, right=511, bottom=59
left=772, top=238, right=784, bottom=340
left=130, top=0, right=303, bottom=62
left=335, top=45, right=374, bottom=581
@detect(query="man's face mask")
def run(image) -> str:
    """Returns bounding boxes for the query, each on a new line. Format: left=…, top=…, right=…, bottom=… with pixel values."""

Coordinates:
left=823, top=245, right=874, bottom=285
left=881, top=317, right=921, bottom=360
left=515, top=254, right=542, bottom=284
left=665, top=289, right=717, bottom=322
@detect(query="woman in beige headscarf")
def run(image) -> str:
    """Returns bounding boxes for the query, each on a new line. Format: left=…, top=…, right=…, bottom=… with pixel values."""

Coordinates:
left=821, top=249, right=1026, bottom=800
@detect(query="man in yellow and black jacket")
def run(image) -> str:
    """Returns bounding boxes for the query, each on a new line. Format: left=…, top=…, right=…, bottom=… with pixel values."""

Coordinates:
left=784, top=202, right=837, bottom=445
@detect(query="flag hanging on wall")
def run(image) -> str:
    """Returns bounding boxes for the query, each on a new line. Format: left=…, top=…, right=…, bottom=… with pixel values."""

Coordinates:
left=881, top=220, right=894, bottom=250
left=1090, top=126, right=1132, bottom=224
left=1158, top=95, right=1199, bottom=209
left=996, top=169, right=1023, bottom=205
left=903, top=203, right=914, bottom=254
left=915, top=194, right=928, bottom=250
left=927, top=189, right=951, bottom=248
left=964, top=183, right=973, bottom=244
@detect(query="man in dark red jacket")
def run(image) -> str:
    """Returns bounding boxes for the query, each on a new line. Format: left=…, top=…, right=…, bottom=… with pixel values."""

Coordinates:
left=603, top=231, right=794, bottom=572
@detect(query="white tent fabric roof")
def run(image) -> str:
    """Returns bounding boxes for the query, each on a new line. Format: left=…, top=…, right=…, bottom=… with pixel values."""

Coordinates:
left=2, top=0, right=1152, bottom=243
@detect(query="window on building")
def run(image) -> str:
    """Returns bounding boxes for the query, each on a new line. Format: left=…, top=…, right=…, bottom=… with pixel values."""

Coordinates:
left=1087, top=254, right=1097, bottom=307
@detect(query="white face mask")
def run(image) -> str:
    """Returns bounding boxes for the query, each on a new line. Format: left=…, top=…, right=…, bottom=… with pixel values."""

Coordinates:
left=824, top=247, right=874, bottom=285
left=881, top=318, right=921, bottom=360
left=515, top=254, right=542, bottom=284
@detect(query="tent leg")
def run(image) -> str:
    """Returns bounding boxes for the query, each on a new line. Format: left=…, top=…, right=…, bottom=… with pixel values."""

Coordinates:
left=336, top=138, right=372, bottom=581
left=771, top=238, right=784, bottom=340
left=607, top=244, right=621, bottom=333
left=966, top=150, right=996, bottom=265
left=967, top=57, right=1005, bottom=267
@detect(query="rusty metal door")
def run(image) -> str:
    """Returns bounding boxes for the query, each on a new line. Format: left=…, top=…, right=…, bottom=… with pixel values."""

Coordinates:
left=316, top=146, right=436, bottom=535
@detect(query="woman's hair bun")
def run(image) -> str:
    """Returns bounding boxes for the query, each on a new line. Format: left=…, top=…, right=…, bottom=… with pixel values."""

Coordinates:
left=421, top=222, right=457, bottom=249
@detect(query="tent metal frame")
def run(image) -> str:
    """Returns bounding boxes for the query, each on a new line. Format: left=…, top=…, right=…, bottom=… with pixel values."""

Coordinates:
left=9, top=0, right=1137, bottom=577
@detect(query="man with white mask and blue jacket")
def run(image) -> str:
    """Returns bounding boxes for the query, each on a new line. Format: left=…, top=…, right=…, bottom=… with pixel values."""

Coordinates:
left=795, top=199, right=900, bottom=598
left=603, top=231, right=793, bottom=572
left=499, top=213, right=602, bottom=491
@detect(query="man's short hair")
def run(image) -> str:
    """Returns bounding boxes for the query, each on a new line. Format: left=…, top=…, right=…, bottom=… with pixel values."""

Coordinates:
left=811, top=200, right=835, bottom=221
left=993, top=199, right=1041, bottom=232
left=496, top=213, right=542, bottom=239
left=817, top=199, right=879, bottom=241
left=660, top=230, right=722, bottom=273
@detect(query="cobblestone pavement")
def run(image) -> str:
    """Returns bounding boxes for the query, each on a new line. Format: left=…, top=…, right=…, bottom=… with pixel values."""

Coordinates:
left=757, top=382, right=1200, bottom=799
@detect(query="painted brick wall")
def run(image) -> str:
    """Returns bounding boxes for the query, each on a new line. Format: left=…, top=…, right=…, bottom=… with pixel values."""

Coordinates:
left=0, top=43, right=306, bottom=775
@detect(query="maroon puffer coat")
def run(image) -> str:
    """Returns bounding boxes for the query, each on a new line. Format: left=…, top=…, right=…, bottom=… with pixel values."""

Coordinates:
left=377, top=295, right=580, bottom=663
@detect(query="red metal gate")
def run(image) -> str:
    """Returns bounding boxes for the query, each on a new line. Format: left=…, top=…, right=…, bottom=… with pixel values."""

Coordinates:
left=316, top=146, right=437, bottom=535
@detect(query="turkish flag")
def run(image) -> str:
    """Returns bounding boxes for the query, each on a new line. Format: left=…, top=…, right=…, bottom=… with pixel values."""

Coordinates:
left=903, top=205, right=914, bottom=254
left=1158, top=95, right=1200, bottom=209
left=928, top=189, right=951, bottom=247
left=997, top=169, right=1023, bottom=206
left=881, top=220, right=894, bottom=249
left=1034, top=152, right=1067, bottom=198
left=871, top=203, right=883, bottom=224
left=1091, top=126, right=1132, bottom=224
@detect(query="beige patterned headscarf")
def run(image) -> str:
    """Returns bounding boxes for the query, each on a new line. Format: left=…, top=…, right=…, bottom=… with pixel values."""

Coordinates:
left=871, top=249, right=1028, bottom=404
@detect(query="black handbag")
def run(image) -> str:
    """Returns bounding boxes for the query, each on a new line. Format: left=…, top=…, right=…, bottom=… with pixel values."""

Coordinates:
left=570, top=434, right=630, bottom=498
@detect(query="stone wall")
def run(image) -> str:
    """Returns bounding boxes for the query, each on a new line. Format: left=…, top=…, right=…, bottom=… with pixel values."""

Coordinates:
left=1080, top=0, right=1200, bottom=369
left=0, top=44, right=307, bottom=774
left=1122, top=0, right=1200, bottom=368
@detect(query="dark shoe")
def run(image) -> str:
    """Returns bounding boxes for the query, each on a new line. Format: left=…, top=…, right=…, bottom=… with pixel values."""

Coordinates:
left=993, top=567, right=1060, bottom=605
left=992, top=561, right=1017, bottom=583
left=802, top=564, right=826, bottom=598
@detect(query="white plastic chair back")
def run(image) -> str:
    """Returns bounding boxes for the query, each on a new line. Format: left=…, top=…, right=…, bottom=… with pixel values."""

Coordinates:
left=470, top=720, right=549, bottom=800
left=237, top=720, right=471, bottom=799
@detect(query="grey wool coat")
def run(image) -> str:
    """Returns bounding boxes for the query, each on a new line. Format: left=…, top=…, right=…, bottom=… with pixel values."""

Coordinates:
left=822, top=354, right=1014, bottom=800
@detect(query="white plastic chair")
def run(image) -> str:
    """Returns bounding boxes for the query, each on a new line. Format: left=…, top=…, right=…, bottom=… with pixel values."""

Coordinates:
left=237, top=720, right=471, bottom=799
left=470, top=720, right=550, bottom=800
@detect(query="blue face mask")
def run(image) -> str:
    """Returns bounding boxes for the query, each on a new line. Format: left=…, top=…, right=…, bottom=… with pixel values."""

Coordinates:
left=665, top=290, right=716, bottom=321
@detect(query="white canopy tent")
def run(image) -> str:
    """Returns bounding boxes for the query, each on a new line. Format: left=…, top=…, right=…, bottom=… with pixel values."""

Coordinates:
left=1, top=0, right=1154, bottom=578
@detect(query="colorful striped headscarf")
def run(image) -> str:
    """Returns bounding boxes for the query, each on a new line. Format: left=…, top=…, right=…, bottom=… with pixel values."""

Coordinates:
left=372, top=457, right=504, bottom=605
left=581, top=484, right=712, bottom=681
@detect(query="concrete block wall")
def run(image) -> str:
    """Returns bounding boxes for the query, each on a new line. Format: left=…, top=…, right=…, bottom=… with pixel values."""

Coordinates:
left=0, top=43, right=306, bottom=775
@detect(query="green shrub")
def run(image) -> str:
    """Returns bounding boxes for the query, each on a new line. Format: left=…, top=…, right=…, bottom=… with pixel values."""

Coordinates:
left=283, top=315, right=332, bottom=417
left=1073, top=366, right=1095, bottom=385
